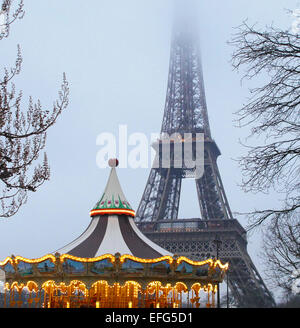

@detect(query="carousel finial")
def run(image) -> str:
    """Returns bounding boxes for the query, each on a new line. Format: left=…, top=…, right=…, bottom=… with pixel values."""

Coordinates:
left=108, top=158, right=119, bottom=168
left=89, top=158, right=135, bottom=217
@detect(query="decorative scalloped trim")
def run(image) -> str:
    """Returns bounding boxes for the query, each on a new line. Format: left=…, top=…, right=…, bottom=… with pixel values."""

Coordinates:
left=1, top=253, right=229, bottom=269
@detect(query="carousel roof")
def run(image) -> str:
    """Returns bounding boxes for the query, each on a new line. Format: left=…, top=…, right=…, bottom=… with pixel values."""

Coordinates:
left=89, top=159, right=135, bottom=218
left=55, top=159, right=173, bottom=259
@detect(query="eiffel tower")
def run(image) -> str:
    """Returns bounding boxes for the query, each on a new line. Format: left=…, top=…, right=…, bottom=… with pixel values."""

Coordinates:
left=135, top=2, right=275, bottom=307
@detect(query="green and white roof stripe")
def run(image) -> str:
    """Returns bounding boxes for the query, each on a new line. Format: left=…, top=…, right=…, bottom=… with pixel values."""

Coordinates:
left=90, top=161, right=135, bottom=217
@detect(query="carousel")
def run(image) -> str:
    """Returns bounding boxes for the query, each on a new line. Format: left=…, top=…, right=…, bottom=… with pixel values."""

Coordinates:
left=0, top=159, right=228, bottom=308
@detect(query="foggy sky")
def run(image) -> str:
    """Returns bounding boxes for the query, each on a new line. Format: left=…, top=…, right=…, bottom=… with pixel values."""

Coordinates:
left=0, top=0, right=298, bottom=301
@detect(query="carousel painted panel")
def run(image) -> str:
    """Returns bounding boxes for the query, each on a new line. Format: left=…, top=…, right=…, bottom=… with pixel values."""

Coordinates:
left=121, top=259, right=144, bottom=275
left=17, top=261, right=34, bottom=277
left=37, top=259, right=56, bottom=274
left=90, top=258, right=114, bottom=275
left=175, top=260, right=194, bottom=275
left=63, top=259, right=87, bottom=275
left=149, top=260, right=171, bottom=276
left=1, top=262, right=15, bottom=276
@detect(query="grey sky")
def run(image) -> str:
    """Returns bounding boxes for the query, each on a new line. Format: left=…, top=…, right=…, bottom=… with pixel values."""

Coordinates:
left=0, top=0, right=298, bottom=301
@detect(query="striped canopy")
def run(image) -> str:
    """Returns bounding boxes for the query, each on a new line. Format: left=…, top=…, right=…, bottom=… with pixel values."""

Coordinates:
left=56, top=161, right=172, bottom=259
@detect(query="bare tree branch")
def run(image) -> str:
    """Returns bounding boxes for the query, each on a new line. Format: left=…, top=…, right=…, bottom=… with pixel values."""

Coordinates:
left=230, top=21, right=300, bottom=228
left=0, top=0, right=69, bottom=218
left=0, top=0, right=24, bottom=40
left=230, top=18, right=300, bottom=298
left=261, top=214, right=300, bottom=298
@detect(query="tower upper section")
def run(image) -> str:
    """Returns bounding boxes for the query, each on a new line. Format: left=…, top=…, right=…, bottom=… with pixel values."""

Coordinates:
left=161, top=0, right=211, bottom=138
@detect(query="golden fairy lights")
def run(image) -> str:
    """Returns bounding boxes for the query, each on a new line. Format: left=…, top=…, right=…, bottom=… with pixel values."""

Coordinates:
left=14, top=255, right=56, bottom=264
left=0, top=257, right=13, bottom=266
left=3, top=279, right=219, bottom=308
left=176, top=256, right=229, bottom=270
left=1, top=252, right=228, bottom=308
left=60, top=253, right=116, bottom=263
left=119, top=254, right=173, bottom=264
left=0, top=254, right=55, bottom=266
left=1, top=253, right=228, bottom=268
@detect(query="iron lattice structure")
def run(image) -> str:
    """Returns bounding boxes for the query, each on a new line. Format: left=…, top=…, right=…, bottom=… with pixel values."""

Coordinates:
left=135, top=19, right=275, bottom=307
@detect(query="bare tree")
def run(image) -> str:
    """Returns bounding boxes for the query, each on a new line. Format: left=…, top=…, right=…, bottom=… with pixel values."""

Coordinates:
left=0, top=0, right=69, bottom=218
left=261, top=214, right=300, bottom=299
left=0, top=0, right=24, bottom=40
left=277, top=295, right=300, bottom=308
left=230, top=19, right=300, bottom=299
left=229, top=21, right=300, bottom=230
